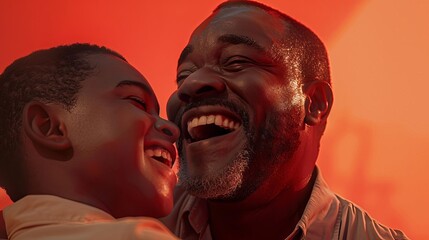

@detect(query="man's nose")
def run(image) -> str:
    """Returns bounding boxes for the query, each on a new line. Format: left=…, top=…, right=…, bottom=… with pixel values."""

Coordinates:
left=177, top=69, right=226, bottom=102
left=155, top=117, right=180, bottom=143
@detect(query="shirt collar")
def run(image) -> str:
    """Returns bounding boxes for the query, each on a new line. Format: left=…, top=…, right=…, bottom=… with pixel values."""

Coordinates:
left=177, top=166, right=340, bottom=240
left=174, top=185, right=209, bottom=235
left=188, top=194, right=209, bottom=234
left=295, top=167, right=340, bottom=239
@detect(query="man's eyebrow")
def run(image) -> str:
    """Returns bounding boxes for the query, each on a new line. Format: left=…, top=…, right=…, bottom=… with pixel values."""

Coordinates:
left=115, top=80, right=160, bottom=113
left=218, top=34, right=264, bottom=51
left=178, top=45, right=193, bottom=66
left=177, top=35, right=263, bottom=67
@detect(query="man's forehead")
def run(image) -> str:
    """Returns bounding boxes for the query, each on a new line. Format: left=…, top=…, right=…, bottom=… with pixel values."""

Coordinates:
left=190, top=6, right=284, bottom=47
left=210, top=5, right=267, bottom=23
left=177, top=6, right=286, bottom=67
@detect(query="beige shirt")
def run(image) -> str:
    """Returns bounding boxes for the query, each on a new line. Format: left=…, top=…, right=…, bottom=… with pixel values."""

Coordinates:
left=161, top=167, right=408, bottom=240
left=4, top=195, right=179, bottom=240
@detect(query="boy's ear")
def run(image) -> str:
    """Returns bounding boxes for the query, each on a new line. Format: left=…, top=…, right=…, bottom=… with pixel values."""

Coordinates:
left=304, top=81, right=333, bottom=126
left=23, top=101, right=71, bottom=151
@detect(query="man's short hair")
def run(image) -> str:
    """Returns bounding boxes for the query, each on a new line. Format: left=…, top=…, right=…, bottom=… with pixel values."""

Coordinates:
left=214, top=0, right=331, bottom=85
left=0, top=43, right=126, bottom=200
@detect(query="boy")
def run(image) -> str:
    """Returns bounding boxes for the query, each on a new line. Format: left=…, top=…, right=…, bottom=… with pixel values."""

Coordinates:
left=0, top=43, right=179, bottom=239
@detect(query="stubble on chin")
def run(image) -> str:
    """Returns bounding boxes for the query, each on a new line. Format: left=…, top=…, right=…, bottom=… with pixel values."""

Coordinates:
left=177, top=148, right=251, bottom=200
left=177, top=108, right=302, bottom=201
left=175, top=92, right=303, bottom=201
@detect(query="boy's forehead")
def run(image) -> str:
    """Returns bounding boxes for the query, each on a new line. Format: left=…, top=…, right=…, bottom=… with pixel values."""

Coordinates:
left=83, top=54, right=153, bottom=92
left=76, top=53, right=159, bottom=110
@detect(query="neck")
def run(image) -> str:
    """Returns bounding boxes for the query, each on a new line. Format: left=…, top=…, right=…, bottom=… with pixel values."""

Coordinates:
left=207, top=170, right=316, bottom=240
left=24, top=159, right=110, bottom=215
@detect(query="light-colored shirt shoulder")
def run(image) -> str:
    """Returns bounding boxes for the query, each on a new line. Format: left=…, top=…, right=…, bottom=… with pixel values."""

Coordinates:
left=334, top=195, right=408, bottom=240
left=162, top=167, right=408, bottom=240
left=4, top=195, right=179, bottom=240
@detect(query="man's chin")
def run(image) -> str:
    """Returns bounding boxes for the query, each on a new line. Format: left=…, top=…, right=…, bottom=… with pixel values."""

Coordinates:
left=178, top=148, right=251, bottom=200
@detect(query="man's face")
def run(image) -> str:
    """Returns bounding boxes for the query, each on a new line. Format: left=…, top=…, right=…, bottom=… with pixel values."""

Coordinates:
left=65, top=54, right=179, bottom=218
left=167, top=7, right=307, bottom=200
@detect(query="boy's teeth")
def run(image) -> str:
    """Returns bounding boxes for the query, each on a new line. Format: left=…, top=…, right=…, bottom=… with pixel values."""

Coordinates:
left=154, top=149, right=162, bottom=157
left=144, top=148, right=172, bottom=165
left=223, top=119, right=229, bottom=128
left=192, top=118, right=198, bottom=127
left=207, top=115, right=215, bottom=124
left=145, top=149, right=154, bottom=156
left=215, top=115, right=222, bottom=125
left=198, top=116, right=207, bottom=125
left=187, top=114, right=241, bottom=133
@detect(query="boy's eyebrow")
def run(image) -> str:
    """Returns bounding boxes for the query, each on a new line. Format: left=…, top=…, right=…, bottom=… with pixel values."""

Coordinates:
left=116, top=80, right=152, bottom=92
left=115, top=80, right=160, bottom=113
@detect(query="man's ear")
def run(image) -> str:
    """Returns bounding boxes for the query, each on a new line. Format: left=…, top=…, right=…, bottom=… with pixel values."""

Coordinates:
left=23, top=101, right=71, bottom=151
left=304, top=81, right=333, bottom=126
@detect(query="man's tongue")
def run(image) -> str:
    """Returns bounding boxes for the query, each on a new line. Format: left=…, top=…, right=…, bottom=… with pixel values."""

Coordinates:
left=189, top=124, right=233, bottom=142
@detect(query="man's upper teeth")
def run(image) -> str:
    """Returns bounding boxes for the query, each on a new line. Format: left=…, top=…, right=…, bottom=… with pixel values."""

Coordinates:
left=187, top=114, right=240, bottom=133
left=145, top=148, right=172, bottom=161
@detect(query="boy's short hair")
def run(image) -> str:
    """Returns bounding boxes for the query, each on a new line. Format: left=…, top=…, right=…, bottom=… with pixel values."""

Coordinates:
left=0, top=43, right=126, bottom=200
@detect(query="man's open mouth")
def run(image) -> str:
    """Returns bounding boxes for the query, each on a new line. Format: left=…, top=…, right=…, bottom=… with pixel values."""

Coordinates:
left=182, top=107, right=242, bottom=143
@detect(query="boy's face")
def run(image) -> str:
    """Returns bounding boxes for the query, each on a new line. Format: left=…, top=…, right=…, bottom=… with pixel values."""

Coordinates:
left=64, top=54, right=178, bottom=218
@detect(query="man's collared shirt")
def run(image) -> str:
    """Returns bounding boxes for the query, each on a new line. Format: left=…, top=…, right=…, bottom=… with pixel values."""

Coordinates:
left=161, top=167, right=408, bottom=240
left=4, top=195, right=178, bottom=240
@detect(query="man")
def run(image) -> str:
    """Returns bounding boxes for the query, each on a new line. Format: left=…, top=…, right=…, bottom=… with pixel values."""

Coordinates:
left=163, top=1, right=408, bottom=239
left=0, top=43, right=179, bottom=239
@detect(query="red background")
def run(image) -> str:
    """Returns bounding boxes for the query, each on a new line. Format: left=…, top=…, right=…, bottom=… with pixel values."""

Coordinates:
left=1, top=1, right=428, bottom=238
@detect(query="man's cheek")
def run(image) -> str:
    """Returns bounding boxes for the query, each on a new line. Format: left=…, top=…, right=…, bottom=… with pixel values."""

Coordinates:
left=166, top=92, right=181, bottom=122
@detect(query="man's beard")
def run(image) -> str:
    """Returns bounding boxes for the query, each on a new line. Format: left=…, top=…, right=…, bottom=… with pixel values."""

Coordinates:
left=177, top=100, right=302, bottom=201
left=178, top=147, right=252, bottom=200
